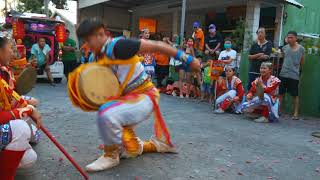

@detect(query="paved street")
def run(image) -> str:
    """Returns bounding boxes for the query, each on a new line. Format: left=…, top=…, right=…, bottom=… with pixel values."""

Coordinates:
left=16, top=82, right=320, bottom=180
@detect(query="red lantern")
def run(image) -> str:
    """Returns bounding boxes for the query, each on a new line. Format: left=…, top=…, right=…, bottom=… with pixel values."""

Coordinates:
left=12, top=20, right=25, bottom=40
left=55, top=24, right=67, bottom=43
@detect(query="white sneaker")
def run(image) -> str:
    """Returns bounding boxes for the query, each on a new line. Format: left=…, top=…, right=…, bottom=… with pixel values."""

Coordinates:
left=186, top=95, right=190, bottom=99
left=150, top=136, right=177, bottom=153
left=254, top=116, right=269, bottom=123
left=180, top=94, right=184, bottom=98
left=172, top=91, right=177, bottom=97
left=214, top=108, right=224, bottom=114
left=85, top=155, right=120, bottom=172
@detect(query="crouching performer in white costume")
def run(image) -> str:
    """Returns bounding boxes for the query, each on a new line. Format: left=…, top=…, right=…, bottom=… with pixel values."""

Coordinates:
left=71, top=19, right=201, bottom=172
left=0, top=37, right=42, bottom=180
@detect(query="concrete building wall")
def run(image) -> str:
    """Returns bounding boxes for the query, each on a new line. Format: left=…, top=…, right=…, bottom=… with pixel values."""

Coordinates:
left=80, top=5, right=131, bottom=32
left=153, top=13, right=173, bottom=37
left=131, top=2, right=179, bottom=37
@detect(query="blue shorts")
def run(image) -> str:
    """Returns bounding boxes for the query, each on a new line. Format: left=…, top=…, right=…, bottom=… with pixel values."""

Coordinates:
left=178, top=63, right=190, bottom=72
left=0, top=123, right=12, bottom=151
left=201, top=83, right=211, bottom=94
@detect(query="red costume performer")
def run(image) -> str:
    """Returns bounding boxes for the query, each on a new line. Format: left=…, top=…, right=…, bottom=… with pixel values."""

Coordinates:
left=243, top=75, right=281, bottom=122
left=214, top=75, right=245, bottom=113
left=0, top=37, right=39, bottom=180
left=239, top=62, right=281, bottom=123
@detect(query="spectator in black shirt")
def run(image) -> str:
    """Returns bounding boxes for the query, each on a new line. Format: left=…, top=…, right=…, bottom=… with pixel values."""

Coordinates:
left=204, top=24, right=223, bottom=61
left=247, top=27, right=273, bottom=90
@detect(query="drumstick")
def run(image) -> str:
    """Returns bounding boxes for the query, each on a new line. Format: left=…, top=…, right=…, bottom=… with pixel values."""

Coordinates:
left=0, top=77, right=89, bottom=180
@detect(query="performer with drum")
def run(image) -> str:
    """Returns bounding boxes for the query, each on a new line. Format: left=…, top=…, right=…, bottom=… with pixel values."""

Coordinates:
left=0, top=37, right=42, bottom=180
left=71, top=18, right=200, bottom=172
left=239, top=62, right=281, bottom=123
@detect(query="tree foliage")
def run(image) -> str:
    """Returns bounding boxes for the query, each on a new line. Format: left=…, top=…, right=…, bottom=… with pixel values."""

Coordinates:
left=17, top=0, right=44, bottom=13
left=17, top=0, right=68, bottom=13
left=51, top=0, right=68, bottom=9
left=232, top=17, right=252, bottom=52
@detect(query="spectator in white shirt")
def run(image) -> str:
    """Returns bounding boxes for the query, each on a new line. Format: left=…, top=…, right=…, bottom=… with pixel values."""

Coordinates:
left=218, top=39, right=237, bottom=70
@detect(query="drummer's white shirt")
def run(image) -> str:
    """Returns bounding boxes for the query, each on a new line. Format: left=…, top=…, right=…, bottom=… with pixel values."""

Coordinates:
left=111, top=63, right=145, bottom=86
left=101, top=37, right=146, bottom=88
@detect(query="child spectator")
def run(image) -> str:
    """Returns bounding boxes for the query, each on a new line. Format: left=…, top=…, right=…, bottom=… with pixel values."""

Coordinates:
left=201, top=63, right=212, bottom=102
left=139, top=28, right=156, bottom=77
left=177, top=38, right=195, bottom=98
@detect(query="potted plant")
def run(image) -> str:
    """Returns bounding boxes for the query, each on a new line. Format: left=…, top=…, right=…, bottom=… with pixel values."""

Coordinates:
left=301, top=38, right=314, bottom=54
left=231, top=18, right=253, bottom=72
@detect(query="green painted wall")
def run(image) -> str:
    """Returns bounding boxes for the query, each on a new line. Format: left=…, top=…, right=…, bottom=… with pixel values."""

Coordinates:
left=283, top=0, right=320, bottom=35
left=239, top=53, right=320, bottom=117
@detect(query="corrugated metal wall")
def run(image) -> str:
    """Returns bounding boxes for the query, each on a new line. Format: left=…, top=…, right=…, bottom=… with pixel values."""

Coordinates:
left=283, top=0, right=320, bottom=34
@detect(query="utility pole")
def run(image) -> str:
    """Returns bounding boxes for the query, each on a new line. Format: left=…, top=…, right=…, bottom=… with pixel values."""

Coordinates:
left=44, top=0, right=49, bottom=17
left=4, top=0, right=8, bottom=14
left=77, top=0, right=80, bottom=25
left=180, top=0, right=187, bottom=46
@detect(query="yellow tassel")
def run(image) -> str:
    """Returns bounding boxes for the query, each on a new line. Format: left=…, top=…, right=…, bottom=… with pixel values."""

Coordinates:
left=0, top=80, right=11, bottom=111
left=122, top=127, right=141, bottom=157
left=104, top=144, right=120, bottom=159
left=143, top=141, right=157, bottom=153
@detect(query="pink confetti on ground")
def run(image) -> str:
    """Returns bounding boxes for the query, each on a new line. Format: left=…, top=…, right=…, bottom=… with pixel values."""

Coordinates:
left=272, top=160, right=280, bottom=164
left=98, top=144, right=104, bottom=150
left=72, top=146, right=78, bottom=152
left=58, top=157, right=63, bottom=162
left=267, top=176, right=273, bottom=179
